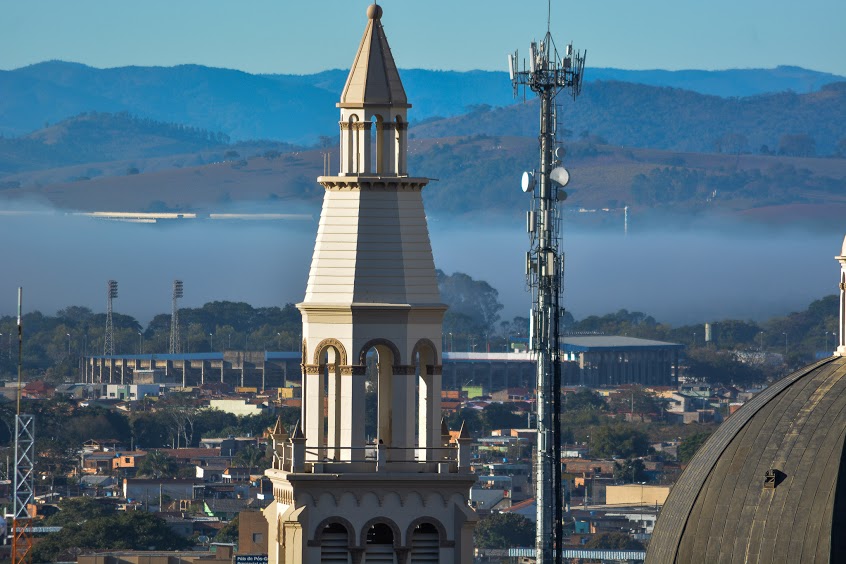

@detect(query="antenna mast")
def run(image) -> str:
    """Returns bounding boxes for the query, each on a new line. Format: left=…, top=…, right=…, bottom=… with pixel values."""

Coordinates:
left=104, top=280, right=118, bottom=356
left=509, top=11, right=585, bottom=564
left=170, top=280, right=183, bottom=354
left=12, top=288, right=34, bottom=564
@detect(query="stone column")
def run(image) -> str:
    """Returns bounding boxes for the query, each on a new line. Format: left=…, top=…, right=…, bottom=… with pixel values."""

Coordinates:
left=339, top=365, right=366, bottom=462
left=304, top=364, right=325, bottom=461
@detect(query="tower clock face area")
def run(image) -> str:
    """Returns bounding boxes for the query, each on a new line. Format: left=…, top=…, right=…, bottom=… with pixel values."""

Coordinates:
left=263, top=5, right=477, bottom=563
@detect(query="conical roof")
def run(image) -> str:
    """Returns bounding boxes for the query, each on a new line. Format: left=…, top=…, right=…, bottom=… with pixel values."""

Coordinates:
left=339, top=4, right=408, bottom=108
left=647, top=355, right=846, bottom=563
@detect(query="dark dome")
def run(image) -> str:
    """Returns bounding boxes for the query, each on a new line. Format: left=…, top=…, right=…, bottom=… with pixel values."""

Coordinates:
left=647, top=355, right=846, bottom=563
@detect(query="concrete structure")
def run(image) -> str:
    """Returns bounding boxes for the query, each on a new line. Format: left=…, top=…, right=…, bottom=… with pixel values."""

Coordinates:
left=207, top=398, right=270, bottom=417
left=647, top=234, right=846, bottom=563
left=605, top=484, right=670, bottom=507
left=561, top=336, right=683, bottom=387
left=84, top=351, right=300, bottom=390
left=263, top=6, right=476, bottom=563
left=103, top=383, right=161, bottom=401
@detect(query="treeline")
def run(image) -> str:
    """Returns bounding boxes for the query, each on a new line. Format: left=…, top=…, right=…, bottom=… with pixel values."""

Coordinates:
left=0, top=271, right=836, bottom=386
left=0, top=301, right=301, bottom=381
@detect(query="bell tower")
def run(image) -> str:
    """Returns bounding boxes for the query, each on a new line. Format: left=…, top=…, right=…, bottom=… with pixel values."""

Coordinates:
left=264, top=5, right=477, bottom=563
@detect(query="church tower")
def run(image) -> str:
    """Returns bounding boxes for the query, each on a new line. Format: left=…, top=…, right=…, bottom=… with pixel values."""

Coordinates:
left=264, top=5, right=477, bottom=563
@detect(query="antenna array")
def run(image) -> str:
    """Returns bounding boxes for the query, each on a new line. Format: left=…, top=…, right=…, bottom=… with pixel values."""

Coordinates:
left=170, top=280, right=184, bottom=354
left=510, top=24, right=585, bottom=564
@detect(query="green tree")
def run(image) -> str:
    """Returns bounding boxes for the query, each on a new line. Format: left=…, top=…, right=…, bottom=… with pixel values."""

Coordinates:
left=584, top=532, right=645, bottom=550
left=137, top=450, right=178, bottom=478
left=481, top=402, right=524, bottom=432
left=437, top=270, right=503, bottom=339
left=591, top=424, right=651, bottom=459
left=474, top=512, right=535, bottom=549
left=563, top=388, right=606, bottom=412
left=216, top=515, right=239, bottom=543
left=33, top=510, right=189, bottom=562
left=678, top=431, right=712, bottom=464
left=613, top=458, right=647, bottom=483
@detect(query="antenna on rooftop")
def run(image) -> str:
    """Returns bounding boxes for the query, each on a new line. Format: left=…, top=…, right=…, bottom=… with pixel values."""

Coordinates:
left=510, top=2, right=585, bottom=562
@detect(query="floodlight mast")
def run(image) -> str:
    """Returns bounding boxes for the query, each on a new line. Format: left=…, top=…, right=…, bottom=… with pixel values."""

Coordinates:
left=510, top=29, right=584, bottom=564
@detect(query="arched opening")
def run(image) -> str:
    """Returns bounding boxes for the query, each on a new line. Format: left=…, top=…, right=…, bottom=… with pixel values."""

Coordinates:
left=362, top=342, right=407, bottom=458
left=306, top=340, right=347, bottom=461
left=409, top=522, right=440, bottom=563
left=348, top=114, right=359, bottom=174
left=370, top=115, right=383, bottom=174
left=364, top=523, right=395, bottom=563
left=394, top=115, right=404, bottom=175
left=320, top=522, right=351, bottom=563
left=415, top=339, right=441, bottom=461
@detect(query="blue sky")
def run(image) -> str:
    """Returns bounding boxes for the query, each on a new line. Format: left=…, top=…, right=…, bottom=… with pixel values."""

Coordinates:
left=2, top=0, right=845, bottom=76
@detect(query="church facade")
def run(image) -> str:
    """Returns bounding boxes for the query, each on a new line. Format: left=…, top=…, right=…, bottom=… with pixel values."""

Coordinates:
left=263, top=5, right=477, bottom=563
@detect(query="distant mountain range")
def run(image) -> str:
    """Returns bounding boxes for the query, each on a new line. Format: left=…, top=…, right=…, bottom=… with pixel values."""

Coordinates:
left=1, top=61, right=843, bottom=143
left=0, top=61, right=844, bottom=227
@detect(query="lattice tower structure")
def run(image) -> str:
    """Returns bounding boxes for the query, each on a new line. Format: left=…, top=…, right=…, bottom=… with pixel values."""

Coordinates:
left=510, top=30, right=585, bottom=564
left=170, top=280, right=183, bottom=354
left=103, top=280, right=118, bottom=356
left=12, top=288, right=34, bottom=564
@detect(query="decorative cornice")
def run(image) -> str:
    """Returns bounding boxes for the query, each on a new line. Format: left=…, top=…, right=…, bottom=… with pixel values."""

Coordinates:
left=392, top=365, right=417, bottom=376
left=302, top=364, right=321, bottom=375
left=316, top=176, right=429, bottom=191
left=340, top=365, right=368, bottom=376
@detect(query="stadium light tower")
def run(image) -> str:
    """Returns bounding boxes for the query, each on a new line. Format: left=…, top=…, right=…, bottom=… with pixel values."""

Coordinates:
left=103, top=280, right=118, bottom=356
left=509, top=7, right=585, bottom=564
left=170, top=280, right=183, bottom=354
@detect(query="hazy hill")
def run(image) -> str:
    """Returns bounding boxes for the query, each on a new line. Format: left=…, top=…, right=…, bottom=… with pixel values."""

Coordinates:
left=0, top=112, right=234, bottom=176
left=5, top=135, right=844, bottom=230
left=412, top=81, right=846, bottom=155
left=1, top=61, right=843, bottom=143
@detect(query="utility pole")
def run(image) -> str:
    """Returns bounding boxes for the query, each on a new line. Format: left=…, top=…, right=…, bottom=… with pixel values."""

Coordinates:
left=510, top=13, right=585, bottom=564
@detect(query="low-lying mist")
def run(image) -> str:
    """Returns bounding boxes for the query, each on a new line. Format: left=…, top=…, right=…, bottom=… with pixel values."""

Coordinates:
left=0, top=205, right=838, bottom=328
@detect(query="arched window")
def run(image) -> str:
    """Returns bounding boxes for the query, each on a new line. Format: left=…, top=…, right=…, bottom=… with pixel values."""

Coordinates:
left=409, top=522, right=440, bottom=563
left=364, top=523, right=395, bottom=563
left=320, top=522, right=351, bottom=564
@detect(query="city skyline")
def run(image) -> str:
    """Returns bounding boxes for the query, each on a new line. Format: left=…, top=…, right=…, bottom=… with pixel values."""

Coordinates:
left=1, top=0, right=845, bottom=76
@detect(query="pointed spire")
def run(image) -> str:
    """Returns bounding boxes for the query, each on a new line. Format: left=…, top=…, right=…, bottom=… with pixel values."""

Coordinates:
left=271, top=416, right=288, bottom=440
left=340, top=4, right=408, bottom=108
left=458, top=420, right=471, bottom=440
left=291, top=419, right=305, bottom=440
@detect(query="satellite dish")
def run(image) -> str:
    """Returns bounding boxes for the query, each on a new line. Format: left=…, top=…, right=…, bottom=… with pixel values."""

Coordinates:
left=521, top=171, right=535, bottom=193
left=557, top=190, right=568, bottom=201
left=550, top=166, right=570, bottom=187
left=554, top=147, right=565, bottom=160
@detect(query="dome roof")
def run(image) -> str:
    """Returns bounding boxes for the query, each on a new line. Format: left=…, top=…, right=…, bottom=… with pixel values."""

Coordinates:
left=647, top=355, right=846, bottom=563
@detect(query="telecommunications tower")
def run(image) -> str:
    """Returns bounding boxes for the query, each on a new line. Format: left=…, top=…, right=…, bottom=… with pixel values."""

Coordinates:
left=12, top=288, right=34, bottom=564
left=509, top=9, right=585, bottom=564
left=103, top=280, right=118, bottom=356
left=170, top=280, right=183, bottom=354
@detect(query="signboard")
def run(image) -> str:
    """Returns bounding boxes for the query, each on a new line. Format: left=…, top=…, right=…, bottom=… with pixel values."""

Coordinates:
left=235, top=556, right=268, bottom=564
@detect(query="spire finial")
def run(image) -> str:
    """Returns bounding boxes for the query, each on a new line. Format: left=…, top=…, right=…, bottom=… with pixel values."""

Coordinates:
left=367, top=3, right=382, bottom=20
